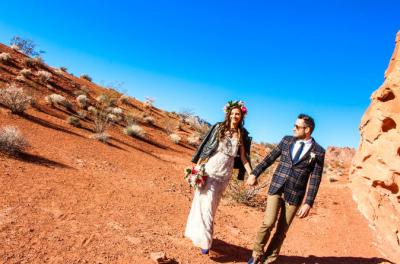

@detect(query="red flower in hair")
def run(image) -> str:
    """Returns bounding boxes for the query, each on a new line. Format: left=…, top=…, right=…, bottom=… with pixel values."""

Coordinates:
left=241, top=106, right=248, bottom=114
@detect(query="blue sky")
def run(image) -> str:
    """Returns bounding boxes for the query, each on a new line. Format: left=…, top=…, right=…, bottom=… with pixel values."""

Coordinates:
left=1, top=1, right=399, bottom=148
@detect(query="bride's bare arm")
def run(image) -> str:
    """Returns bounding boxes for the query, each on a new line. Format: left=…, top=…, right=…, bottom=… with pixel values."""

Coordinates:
left=240, top=144, right=252, bottom=175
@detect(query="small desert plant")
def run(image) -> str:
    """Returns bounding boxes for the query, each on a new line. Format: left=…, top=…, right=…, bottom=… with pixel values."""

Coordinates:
left=25, top=57, right=43, bottom=67
left=185, top=115, right=200, bottom=127
left=169, top=133, right=181, bottom=144
left=20, top=68, right=32, bottom=77
left=25, top=57, right=35, bottom=67
left=143, top=116, right=155, bottom=125
left=0, top=126, right=29, bottom=155
left=144, top=97, right=155, bottom=108
left=179, top=108, right=194, bottom=122
left=80, top=74, right=92, bottom=82
left=45, top=93, right=65, bottom=105
left=225, top=178, right=269, bottom=207
left=120, top=95, right=130, bottom=104
left=0, top=52, right=11, bottom=63
left=123, top=124, right=145, bottom=138
left=92, top=109, right=111, bottom=134
left=60, top=66, right=68, bottom=72
left=37, top=70, right=52, bottom=83
left=88, top=106, right=98, bottom=115
left=176, top=119, right=183, bottom=131
left=15, top=75, right=26, bottom=82
left=67, top=116, right=81, bottom=127
left=111, top=107, right=123, bottom=115
left=107, top=113, right=121, bottom=123
left=187, top=133, right=200, bottom=146
left=44, top=94, right=71, bottom=108
left=0, top=84, right=31, bottom=114
left=90, top=133, right=109, bottom=143
left=76, top=94, right=88, bottom=108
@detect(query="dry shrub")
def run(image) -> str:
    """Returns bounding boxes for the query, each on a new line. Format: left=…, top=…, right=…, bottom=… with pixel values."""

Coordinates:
left=76, top=94, right=88, bottom=108
left=124, top=124, right=145, bottom=138
left=0, top=126, right=29, bottom=155
left=143, top=116, right=155, bottom=125
left=120, top=95, right=130, bottom=104
left=15, top=75, right=26, bottom=82
left=144, top=97, right=155, bottom=108
left=67, top=116, right=81, bottom=127
left=0, top=84, right=31, bottom=114
left=25, top=57, right=43, bottom=67
left=45, top=93, right=66, bottom=106
left=20, top=68, right=32, bottom=77
left=90, top=133, right=109, bottom=143
left=80, top=74, right=92, bottom=82
left=187, top=133, right=200, bottom=146
left=225, top=177, right=269, bottom=208
left=37, top=70, right=52, bottom=83
left=169, top=133, right=181, bottom=144
left=0, top=52, right=11, bottom=63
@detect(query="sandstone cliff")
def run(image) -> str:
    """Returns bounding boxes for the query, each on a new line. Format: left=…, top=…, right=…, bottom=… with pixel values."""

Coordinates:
left=350, top=31, right=400, bottom=260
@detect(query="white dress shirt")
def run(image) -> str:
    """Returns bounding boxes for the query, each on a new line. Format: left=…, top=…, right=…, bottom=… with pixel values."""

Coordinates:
left=291, top=138, right=313, bottom=161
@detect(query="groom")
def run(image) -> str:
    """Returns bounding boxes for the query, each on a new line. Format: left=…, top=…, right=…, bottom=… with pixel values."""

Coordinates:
left=246, top=114, right=325, bottom=264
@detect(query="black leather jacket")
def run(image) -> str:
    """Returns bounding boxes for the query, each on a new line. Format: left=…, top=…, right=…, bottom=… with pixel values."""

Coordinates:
left=191, top=122, right=252, bottom=180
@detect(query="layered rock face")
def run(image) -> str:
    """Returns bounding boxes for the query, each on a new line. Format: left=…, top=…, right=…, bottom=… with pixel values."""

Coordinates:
left=350, top=32, right=400, bottom=260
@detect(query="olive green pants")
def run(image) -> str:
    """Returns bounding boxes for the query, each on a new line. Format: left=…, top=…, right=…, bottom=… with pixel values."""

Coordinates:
left=252, top=194, right=299, bottom=263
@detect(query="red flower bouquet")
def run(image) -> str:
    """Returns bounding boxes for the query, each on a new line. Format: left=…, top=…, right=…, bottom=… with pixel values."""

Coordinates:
left=184, top=164, right=208, bottom=189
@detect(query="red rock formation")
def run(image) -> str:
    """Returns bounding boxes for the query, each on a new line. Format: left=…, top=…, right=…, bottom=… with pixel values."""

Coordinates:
left=350, top=31, right=400, bottom=261
left=326, top=146, right=355, bottom=168
left=324, top=147, right=355, bottom=182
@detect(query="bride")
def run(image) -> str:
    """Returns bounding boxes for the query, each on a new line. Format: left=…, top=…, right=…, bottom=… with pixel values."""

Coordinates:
left=184, top=100, right=253, bottom=254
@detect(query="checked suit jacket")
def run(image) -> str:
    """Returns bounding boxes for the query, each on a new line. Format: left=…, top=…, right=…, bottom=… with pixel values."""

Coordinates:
left=252, top=136, right=325, bottom=207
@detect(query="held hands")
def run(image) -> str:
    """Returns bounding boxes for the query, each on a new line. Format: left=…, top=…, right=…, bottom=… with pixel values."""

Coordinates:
left=245, top=174, right=257, bottom=186
left=297, top=203, right=311, bottom=218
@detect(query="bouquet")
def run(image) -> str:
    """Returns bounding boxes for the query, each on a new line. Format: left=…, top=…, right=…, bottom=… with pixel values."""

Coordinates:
left=184, top=164, right=208, bottom=189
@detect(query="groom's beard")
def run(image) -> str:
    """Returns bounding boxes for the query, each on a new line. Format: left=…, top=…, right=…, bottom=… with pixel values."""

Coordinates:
left=295, top=134, right=306, bottom=140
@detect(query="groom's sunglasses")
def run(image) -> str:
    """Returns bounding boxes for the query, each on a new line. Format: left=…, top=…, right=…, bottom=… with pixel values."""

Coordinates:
left=294, top=124, right=307, bottom=130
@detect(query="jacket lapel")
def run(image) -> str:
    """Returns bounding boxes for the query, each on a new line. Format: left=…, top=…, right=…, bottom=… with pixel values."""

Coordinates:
left=288, top=137, right=297, bottom=166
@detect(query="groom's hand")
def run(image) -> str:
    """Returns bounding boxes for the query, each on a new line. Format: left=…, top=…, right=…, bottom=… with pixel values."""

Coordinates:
left=245, top=174, right=257, bottom=186
left=297, top=204, right=311, bottom=218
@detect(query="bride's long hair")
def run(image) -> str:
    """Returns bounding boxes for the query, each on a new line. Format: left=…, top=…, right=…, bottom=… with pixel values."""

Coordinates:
left=217, top=106, right=245, bottom=145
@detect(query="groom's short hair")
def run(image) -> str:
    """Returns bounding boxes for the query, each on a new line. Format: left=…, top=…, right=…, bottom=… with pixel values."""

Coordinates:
left=298, top=114, right=315, bottom=134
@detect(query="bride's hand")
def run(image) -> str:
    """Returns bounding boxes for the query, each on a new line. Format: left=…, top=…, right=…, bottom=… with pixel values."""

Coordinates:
left=245, top=174, right=257, bottom=186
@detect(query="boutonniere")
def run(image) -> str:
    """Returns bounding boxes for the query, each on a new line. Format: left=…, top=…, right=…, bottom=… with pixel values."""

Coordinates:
left=309, top=152, right=316, bottom=163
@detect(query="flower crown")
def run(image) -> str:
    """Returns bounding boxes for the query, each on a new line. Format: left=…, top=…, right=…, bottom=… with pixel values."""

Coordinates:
left=223, top=100, right=248, bottom=115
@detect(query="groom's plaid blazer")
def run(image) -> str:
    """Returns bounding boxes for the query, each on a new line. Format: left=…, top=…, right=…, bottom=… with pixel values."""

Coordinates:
left=252, top=136, right=325, bottom=207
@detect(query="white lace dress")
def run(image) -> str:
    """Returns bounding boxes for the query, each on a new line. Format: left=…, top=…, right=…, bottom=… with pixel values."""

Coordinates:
left=184, top=136, right=239, bottom=249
